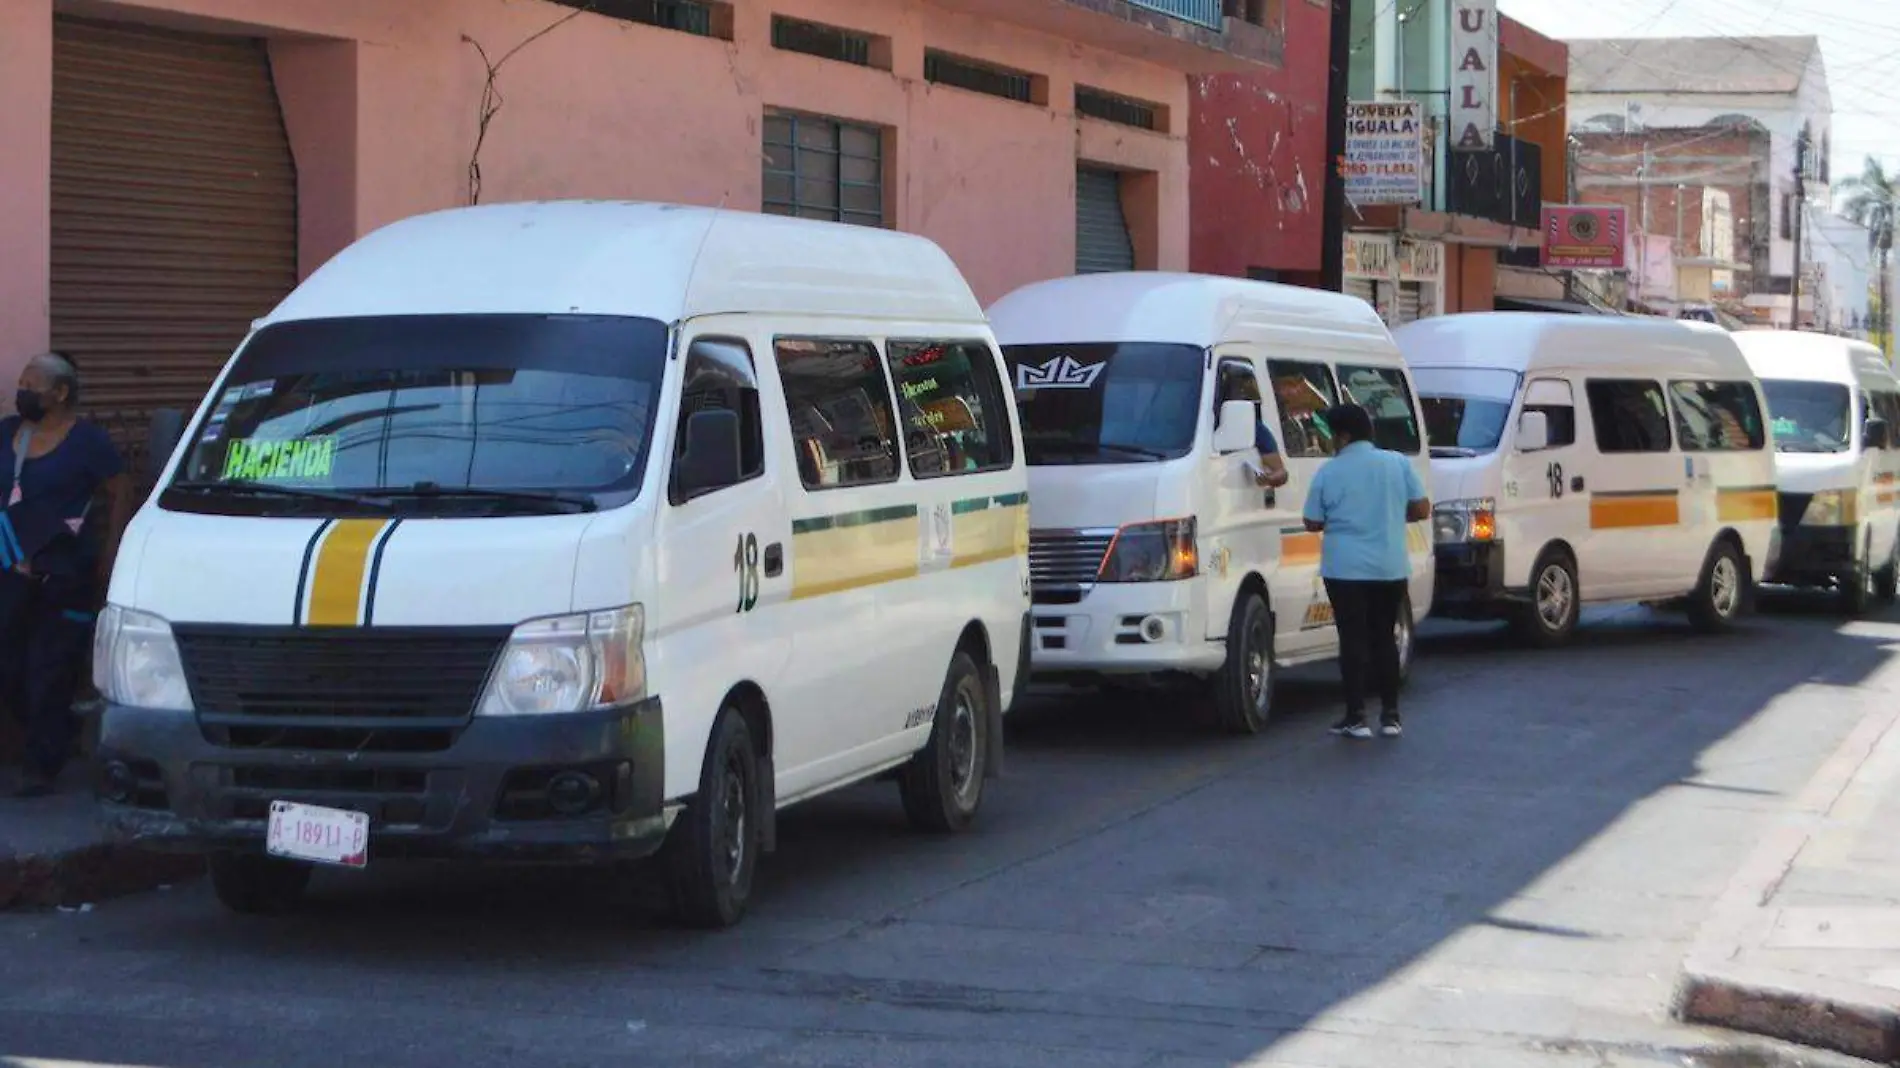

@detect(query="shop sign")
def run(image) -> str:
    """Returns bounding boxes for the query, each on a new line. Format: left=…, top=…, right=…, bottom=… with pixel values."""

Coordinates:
left=1344, top=233, right=1397, bottom=281
left=1542, top=205, right=1627, bottom=269
left=1344, top=101, right=1424, bottom=206
left=1450, top=0, right=1498, bottom=151
left=1398, top=240, right=1443, bottom=283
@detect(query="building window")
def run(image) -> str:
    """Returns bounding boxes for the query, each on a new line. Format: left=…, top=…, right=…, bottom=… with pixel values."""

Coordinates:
left=1076, top=85, right=1163, bottom=132
left=771, top=15, right=884, bottom=68
left=924, top=50, right=1041, bottom=105
left=763, top=112, right=885, bottom=227
left=545, top=0, right=728, bottom=38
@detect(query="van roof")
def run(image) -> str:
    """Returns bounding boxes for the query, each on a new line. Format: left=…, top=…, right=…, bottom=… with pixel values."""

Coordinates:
left=260, top=201, right=987, bottom=328
left=985, top=272, right=1393, bottom=350
left=1730, top=330, right=1895, bottom=388
left=1393, top=312, right=1755, bottom=379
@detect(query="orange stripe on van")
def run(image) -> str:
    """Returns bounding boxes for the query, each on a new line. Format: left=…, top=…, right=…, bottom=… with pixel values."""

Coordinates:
left=1280, top=530, right=1322, bottom=565
left=1589, top=491, right=1680, bottom=530
left=1716, top=486, right=1778, bottom=523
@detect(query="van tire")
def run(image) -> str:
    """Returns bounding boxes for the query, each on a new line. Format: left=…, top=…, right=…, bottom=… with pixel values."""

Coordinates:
left=1213, top=593, right=1275, bottom=735
left=1513, top=550, right=1580, bottom=648
left=1395, top=591, right=1416, bottom=687
left=1840, top=533, right=1875, bottom=616
left=208, top=853, right=311, bottom=915
left=662, top=706, right=761, bottom=929
left=900, top=651, right=989, bottom=833
left=1876, top=538, right=1899, bottom=604
left=1688, top=539, right=1750, bottom=633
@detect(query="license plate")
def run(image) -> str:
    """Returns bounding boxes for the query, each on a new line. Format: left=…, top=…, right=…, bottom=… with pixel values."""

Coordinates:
left=266, top=800, right=369, bottom=868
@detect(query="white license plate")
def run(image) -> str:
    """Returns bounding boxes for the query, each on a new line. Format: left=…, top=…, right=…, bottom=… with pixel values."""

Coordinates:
left=266, top=800, right=370, bottom=868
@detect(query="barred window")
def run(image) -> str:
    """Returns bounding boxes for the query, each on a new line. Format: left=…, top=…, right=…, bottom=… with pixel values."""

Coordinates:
left=762, top=112, right=884, bottom=228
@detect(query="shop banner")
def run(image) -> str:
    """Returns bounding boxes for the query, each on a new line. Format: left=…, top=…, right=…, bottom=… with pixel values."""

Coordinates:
left=1542, top=205, right=1627, bottom=269
left=1344, top=101, right=1424, bottom=206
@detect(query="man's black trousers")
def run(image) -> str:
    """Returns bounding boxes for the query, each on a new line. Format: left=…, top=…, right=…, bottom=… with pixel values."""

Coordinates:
left=1323, top=578, right=1408, bottom=717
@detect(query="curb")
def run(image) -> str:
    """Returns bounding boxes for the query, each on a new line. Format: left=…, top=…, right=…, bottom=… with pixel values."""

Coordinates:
left=0, top=843, right=203, bottom=911
left=1672, top=699, right=1900, bottom=1065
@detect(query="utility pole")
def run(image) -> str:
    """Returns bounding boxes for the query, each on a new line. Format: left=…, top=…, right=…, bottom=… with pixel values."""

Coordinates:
left=1791, top=124, right=1808, bottom=331
left=1319, top=0, right=1352, bottom=291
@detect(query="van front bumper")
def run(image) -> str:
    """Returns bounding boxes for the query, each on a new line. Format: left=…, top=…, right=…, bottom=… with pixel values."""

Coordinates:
left=93, top=698, right=671, bottom=865
left=1430, top=541, right=1519, bottom=619
left=1028, top=581, right=1226, bottom=677
left=1764, top=524, right=1855, bottom=586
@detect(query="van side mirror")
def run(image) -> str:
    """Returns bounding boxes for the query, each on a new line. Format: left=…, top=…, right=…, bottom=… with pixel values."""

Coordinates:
left=673, top=409, right=742, bottom=500
left=1214, top=400, right=1256, bottom=454
left=1517, top=410, right=1550, bottom=452
left=1866, top=416, right=1890, bottom=450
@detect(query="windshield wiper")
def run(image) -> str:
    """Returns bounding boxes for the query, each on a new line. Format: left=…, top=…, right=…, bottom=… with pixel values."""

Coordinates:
left=170, top=480, right=393, bottom=510
left=364, top=483, right=598, bottom=513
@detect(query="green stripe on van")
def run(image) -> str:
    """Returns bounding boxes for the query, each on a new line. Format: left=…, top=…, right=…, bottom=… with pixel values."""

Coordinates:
left=791, top=504, right=920, bottom=535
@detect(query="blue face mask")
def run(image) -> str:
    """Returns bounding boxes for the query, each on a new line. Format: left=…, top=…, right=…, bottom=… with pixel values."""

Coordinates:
left=14, top=389, right=45, bottom=423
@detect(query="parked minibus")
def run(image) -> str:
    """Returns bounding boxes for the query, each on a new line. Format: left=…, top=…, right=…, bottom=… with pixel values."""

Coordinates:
left=91, top=202, right=1029, bottom=928
left=986, top=272, right=1432, bottom=735
left=1732, top=330, right=1900, bottom=613
left=1396, top=313, right=1778, bottom=646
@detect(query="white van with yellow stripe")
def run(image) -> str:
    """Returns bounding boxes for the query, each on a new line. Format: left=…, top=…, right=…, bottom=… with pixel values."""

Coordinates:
left=1398, top=313, right=1777, bottom=646
left=91, top=202, right=1029, bottom=928
left=1731, top=330, right=1900, bottom=614
left=987, top=273, right=1433, bottom=735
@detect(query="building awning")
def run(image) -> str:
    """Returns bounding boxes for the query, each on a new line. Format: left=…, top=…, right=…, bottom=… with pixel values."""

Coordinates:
left=1495, top=296, right=1617, bottom=315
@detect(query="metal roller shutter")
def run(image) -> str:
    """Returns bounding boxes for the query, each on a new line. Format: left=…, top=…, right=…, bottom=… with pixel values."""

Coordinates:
left=1394, top=282, right=1423, bottom=325
left=1076, top=166, right=1135, bottom=274
left=51, top=17, right=298, bottom=469
left=1344, top=278, right=1375, bottom=306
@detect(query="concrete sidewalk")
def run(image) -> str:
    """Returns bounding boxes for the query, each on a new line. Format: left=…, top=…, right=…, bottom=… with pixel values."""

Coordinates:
left=1677, top=694, right=1900, bottom=1063
left=0, top=764, right=201, bottom=910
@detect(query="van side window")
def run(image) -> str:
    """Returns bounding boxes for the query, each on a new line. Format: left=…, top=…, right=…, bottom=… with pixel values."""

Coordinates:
left=1266, top=359, right=1339, bottom=458
left=1585, top=379, right=1673, bottom=453
left=670, top=337, right=765, bottom=503
left=886, top=339, right=1014, bottom=477
left=1337, top=364, right=1422, bottom=454
left=774, top=338, right=901, bottom=490
left=1521, top=378, right=1578, bottom=449
left=1669, top=380, right=1766, bottom=452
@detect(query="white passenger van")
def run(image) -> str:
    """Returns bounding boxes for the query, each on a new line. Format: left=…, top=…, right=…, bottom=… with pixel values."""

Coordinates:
left=986, top=273, right=1433, bottom=734
left=1731, top=330, right=1900, bottom=613
left=91, top=202, right=1029, bottom=928
left=1396, top=312, right=1778, bottom=646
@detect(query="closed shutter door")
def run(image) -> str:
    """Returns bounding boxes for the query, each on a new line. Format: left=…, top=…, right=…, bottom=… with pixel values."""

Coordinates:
left=1076, top=166, right=1135, bottom=274
left=1344, top=277, right=1375, bottom=305
left=1394, top=282, right=1423, bottom=325
left=51, top=17, right=298, bottom=470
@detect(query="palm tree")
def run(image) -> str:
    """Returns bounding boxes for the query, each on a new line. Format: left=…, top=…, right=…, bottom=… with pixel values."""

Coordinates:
left=1839, top=156, right=1896, bottom=357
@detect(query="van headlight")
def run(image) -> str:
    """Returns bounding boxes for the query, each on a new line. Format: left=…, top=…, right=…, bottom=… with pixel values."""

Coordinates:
left=1434, top=498, right=1497, bottom=545
left=477, top=604, right=647, bottom=716
left=1801, top=490, right=1856, bottom=527
left=92, top=605, right=194, bottom=712
left=1098, top=518, right=1198, bottom=583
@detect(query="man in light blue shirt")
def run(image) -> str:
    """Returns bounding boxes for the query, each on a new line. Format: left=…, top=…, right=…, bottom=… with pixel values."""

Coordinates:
left=1302, top=403, right=1430, bottom=739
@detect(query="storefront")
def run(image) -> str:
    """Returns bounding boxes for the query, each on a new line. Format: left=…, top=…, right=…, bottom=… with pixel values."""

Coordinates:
left=1344, top=234, right=1444, bottom=327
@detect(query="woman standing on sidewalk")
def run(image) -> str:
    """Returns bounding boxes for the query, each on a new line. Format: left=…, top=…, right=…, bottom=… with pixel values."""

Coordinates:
left=0, top=353, right=131, bottom=798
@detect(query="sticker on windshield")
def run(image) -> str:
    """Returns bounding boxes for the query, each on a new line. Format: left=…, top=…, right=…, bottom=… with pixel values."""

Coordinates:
left=1772, top=416, right=1799, bottom=437
left=1015, top=355, right=1105, bottom=391
left=220, top=436, right=337, bottom=481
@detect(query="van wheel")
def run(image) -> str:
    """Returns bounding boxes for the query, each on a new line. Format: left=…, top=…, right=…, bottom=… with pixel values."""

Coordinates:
left=1212, top=593, right=1274, bottom=735
left=1688, top=539, right=1750, bottom=633
left=1839, top=534, right=1875, bottom=616
left=208, top=853, right=311, bottom=916
left=900, top=651, right=988, bottom=833
left=1514, top=550, right=1580, bottom=648
left=662, top=706, right=760, bottom=929
left=1395, top=592, right=1416, bottom=686
left=1876, top=538, right=1899, bottom=604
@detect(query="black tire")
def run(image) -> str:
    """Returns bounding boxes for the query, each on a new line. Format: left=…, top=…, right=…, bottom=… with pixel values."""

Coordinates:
left=1688, top=539, right=1750, bottom=633
left=1877, top=537, right=1899, bottom=604
left=900, top=651, right=989, bottom=834
left=1840, top=533, right=1875, bottom=617
left=662, top=706, right=761, bottom=930
left=1212, top=592, right=1274, bottom=735
left=1394, top=591, right=1416, bottom=687
left=207, top=853, right=312, bottom=916
left=1513, top=550, right=1580, bottom=648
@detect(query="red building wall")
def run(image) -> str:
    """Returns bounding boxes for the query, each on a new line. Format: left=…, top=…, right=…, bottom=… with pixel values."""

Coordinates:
left=1187, top=0, right=1330, bottom=281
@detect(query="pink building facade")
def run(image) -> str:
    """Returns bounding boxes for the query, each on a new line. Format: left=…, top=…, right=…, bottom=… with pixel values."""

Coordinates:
left=0, top=0, right=1279, bottom=448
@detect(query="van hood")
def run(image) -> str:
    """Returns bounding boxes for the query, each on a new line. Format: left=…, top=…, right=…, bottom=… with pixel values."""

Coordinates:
left=1773, top=452, right=1860, bottom=494
left=1429, top=455, right=1496, bottom=505
left=1025, top=462, right=1173, bottom=530
left=126, top=510, right=596, bottom=627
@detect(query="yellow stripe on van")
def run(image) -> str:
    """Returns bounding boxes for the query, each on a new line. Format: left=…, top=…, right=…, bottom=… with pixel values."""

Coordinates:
left=1716, top=485, right=1779, bottom=523
left=303, top=519, right=394, bottom=626
left=790, top=505, right=921, bottom=600
left=1280, top=529, right=1322, bottom=565
left=1589, top=490, right=1680, bottom=530
left=1405, top=522, right=1431, bottom=554
left=950, top=492, right=1029, bottom=569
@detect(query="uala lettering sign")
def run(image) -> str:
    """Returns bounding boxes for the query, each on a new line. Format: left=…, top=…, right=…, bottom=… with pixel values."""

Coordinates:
left=1449, top=0, right=1498, bottom=152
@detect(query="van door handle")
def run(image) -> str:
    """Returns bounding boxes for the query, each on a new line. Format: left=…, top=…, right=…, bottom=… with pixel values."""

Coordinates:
left=763, top=542, right=784, bottom=577
left=1571, top=476, right=1585, bottom=492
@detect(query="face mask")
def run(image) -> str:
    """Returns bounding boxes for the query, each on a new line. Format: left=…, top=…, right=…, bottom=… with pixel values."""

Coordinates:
left=14, top=390, right=45, bottom=423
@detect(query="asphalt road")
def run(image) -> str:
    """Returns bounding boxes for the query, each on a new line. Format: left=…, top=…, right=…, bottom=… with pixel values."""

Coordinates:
left=1, top=596, right=1894, bottom=1068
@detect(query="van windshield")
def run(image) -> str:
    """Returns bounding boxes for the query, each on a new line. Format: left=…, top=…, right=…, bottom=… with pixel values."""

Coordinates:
left=1002, top=343, right=1204, bottom=464
left=161, top=314, right=668, bottom=517
left=1413, top=367, right=1522, bottom=456
left=1760, top=379, right=1851, bottom=453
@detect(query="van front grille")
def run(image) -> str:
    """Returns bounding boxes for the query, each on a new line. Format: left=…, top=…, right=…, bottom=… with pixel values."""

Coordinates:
left=1028, top=528, right=1115, bottom=603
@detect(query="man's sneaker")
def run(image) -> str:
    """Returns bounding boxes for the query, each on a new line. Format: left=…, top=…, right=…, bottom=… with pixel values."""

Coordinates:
left=1330, top=715, right=1373, bottom=739
left=1380, top=712, right=1403, bottom=738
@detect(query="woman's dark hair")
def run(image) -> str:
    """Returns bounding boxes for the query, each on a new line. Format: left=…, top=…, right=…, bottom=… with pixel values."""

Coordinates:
left=29, top=351, right=81, bottom=408
left=1323, top=402, right=1374, bottom=443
